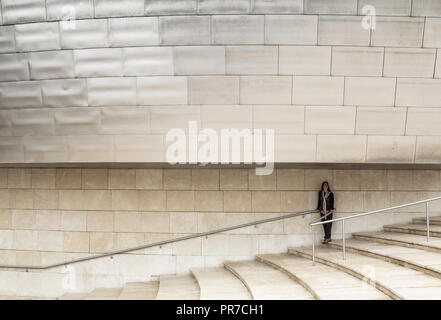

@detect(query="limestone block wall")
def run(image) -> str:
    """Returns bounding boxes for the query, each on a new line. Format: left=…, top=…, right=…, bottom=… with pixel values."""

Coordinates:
left=0, top=167, right=441, bottom=297
left=0, top=0, right=441, bottom=164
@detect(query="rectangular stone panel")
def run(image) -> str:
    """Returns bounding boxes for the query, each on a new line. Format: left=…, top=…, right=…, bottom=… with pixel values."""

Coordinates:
left=279, top=46, right=331, bottom=75
left=74, top=48, right=123, bottom=77
left=94, top=0, right=144, bottom=17
left=46, top=0, right=94, bottom=20
left=166, top=191, right=194, bottom=211
left=276, top=169, right=305, bottom=190
left=248, top=168, right=276, bottom=190
left=240, top=76, right=292, bottom=104
left=23, top=136, right=67, bottom=163
left=384, top=48, right=436, bottom=78
left=136, top=169, right=162, bottom=190
left=174, top=46, right=225, bottom=75
left=150, top=105, right=200, bottom=134
left=60, top=19, right=108, bottom=49
left=371, top=17, right=424, bottom=47
left=305, top=0, right=357, bottom=14
left=305, top=106, right=356, bottom=134
left=253, top=105, right=304, bottom=134
left=0, top=137, right=24, bottom=163
left=358, top=0, right=411, bottom=16
left=274, top=135, right=316, bottom=162
left=15, top=22, right=60, bottom=52
left=212, top=15, right=264, bottom=45
left=41, top=79, right=88, bottom=107
left=10, top=108, right=55, bottom=136
left=122, top=47, right=173, bottom=76
left=54, top=107, right=100, bottom=135
left=332, top=47, right=384, bottom=76
left=10, top=189, right=33, bottom=208
left=198, top=0, right=250, bottom=13
left=114, top=134, right=165, bottom=162
left=344, top=77, right=396, bottom=106
left=2, top=0, right=46, bottom=24
left=108, top=17, right=159, bottom=47
left=188, top=76, right=239, bottom=105
left=14, top=230, right=38, bottom=250
left=424, top=18, right=441, bottom=48
left=367, top=136, right=416, bottom=163
left=0, top=81, right=42, bottom=108
left=8, top=168, right=31, bottom=188
left=318, top=16, right=370, bottom=46
left=160, top=16, right=210, bottom=45
left=0, top=26, right=16, bottom=53
left=396, top=78, right=441, bottom=107
left=66, top=135, right=114, bottom=162
left=412, top=0, right=441, bottom=16
left=356, top=107, right=407, bottom=135
left=138, top=191, right=166, bottom=211
left=28, top=50, right=75, bottom=80
left=200, top=105, right=252, bottom=130
left=145, top=0, right=197, bottom=15
left=81, top=169, right=108, bottom=190
left=34, top=210, right=61, bottom=231
left=251, top=191, right=280, bottom=212
left=265, top=15, right=317, bottom=45
left=292, top=76, right=344, bottom=105
left=226, top=46, right=277, bottom=75
left=317, top=135, right=366, bottom=162
left=87, top=77, right=137, bottom=106
left=415, top=137, right=441, bottom=163
left=251, top=0, right=303, bottom=13
left=31, top=168, right=56, bottom=189
left=100, top=106, right=150, bottom=134
left=220, top=169, right=248, bottom=191
left=55, top=168, right=81, bottom=189
left=0, top=53, right=29, bottom=82
left=137, top=76, right=187, bottom=105
left=406, top=108, right=441, bottom=135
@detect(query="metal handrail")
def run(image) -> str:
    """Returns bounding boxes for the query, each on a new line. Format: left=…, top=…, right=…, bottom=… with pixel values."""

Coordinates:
left=0, top=209, right=319, bottom=270
left=309, top=195, right=441, bottom=265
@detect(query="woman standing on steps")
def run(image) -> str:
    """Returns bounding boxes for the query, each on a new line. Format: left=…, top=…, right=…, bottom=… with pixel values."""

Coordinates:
left=317, top=181, right=335, bottom=244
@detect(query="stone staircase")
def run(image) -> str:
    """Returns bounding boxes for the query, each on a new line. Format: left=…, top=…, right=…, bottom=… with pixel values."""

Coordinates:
left=52, top=216, right=441, bottom=300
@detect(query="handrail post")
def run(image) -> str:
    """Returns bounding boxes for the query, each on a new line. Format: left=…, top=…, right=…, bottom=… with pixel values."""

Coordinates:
left=342, top=219, right=346, bottom=260
left=311, top=225, right=315, bottom=266
left=426, top=201, right=430, bottom=242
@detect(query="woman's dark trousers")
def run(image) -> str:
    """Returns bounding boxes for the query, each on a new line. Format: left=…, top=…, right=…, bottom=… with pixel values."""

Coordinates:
left=321, top=213, right=333, bottom=239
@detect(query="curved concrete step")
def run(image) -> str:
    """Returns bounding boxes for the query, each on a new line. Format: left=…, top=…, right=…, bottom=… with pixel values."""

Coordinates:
left=224, top=260, right=314, bottom=300
left=156, top=274, right=200, bottom=300
left=191, top=267, right=251, bottom=300
left=257, top=253, right=389, bottom=300
left=353, top=232, right=441, bottom=254
left=58, top=292, right=91, bottom=300
left=117, top=281, right=159, bottom=300
left=328, top=238, right=441, bottom=280
left=290, top=246, right=441, bottom=300
left=1, top=295, right=56, bottom=300
left=384, top=223, right=441, bottom=238
left=83, top=287, right=123, bottom=300
left=413, top=216, right=441, bottom=226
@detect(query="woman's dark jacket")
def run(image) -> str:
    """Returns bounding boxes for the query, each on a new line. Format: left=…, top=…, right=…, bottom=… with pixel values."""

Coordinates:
left=316, top=191, right=335, bottom=212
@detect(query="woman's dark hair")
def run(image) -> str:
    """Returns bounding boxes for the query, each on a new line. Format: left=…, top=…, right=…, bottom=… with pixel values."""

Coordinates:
left=321, top=181, right=331, bottom=192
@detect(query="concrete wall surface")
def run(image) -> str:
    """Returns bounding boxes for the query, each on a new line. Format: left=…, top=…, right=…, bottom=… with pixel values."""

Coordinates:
left=0, top=167, right=440, bottom=297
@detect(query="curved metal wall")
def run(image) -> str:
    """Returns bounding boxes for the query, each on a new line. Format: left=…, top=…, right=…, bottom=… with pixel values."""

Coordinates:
left=0, top=0, right=441, bottom=165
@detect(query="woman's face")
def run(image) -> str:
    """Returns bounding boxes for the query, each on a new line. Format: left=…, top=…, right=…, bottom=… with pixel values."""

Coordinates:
left=323, top=183, right=328, bottom=191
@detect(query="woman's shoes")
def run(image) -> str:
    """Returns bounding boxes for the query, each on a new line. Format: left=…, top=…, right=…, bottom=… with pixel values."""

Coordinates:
left=322, top=238, right=332, bottom=244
